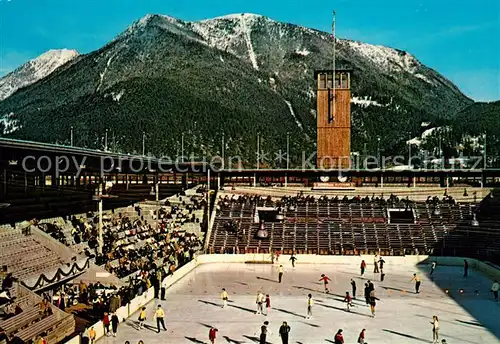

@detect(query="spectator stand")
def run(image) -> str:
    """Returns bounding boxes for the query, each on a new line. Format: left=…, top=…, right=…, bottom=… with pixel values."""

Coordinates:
left=206, top=191, right=498, bottom=262
left=0, top=283, right=75, bottom=343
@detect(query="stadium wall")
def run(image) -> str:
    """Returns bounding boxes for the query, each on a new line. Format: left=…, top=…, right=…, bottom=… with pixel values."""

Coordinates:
left=67, top=254, right=499, bottom=343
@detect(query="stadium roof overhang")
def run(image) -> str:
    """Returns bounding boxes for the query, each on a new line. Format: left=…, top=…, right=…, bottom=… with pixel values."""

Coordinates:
left=2, top=138, right=500, bottom=177
left=0, top=138, right=208, bottom=174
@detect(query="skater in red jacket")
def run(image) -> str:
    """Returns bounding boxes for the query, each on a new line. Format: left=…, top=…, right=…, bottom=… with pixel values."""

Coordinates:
left=334, top=329, right=344, bottom=344
left=343, top=292, right=353, bottom=312
left=319, top=274, right=331, bottom=293
left=209, top=327, right=218, bottom=344
left=265, top=294, right=271, bottom=315
left=360, top=260, right=367, bottom=276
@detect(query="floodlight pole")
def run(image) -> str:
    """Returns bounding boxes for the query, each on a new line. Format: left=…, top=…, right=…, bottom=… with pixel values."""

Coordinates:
left=483, top=133, right=487, bottom=169
left=156, top=181, right=159, bottom=229
left=258, top=133, right=260, bottom=169
left=98, top=183, right=103, bottom=255
left=332, top=10, right=336, bottom=120
left=408, top=133, right=412, bottom=167
left=142, top=131, right=146, bottom=156
left=222, top=132, right=225, bottom=169
left=105, top=129, right=108, bottom=152
left=181, top=132, right=185, bottom=162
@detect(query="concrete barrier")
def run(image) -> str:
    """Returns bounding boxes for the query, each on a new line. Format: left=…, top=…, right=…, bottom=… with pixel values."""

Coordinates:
left=129, top=290, right=154, bottom=313
left=476, top=260, right=500, bottom=280
left=64, top=335, right=80, bottom=344
left=162, top=259, right=197, bottom=289
left=115, top=305, right=129, bottom=322
left=197, top=253, right=431, bottom=266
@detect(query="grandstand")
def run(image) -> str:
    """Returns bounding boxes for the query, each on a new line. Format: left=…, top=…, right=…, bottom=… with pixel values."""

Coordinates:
left=0, top=226, right=80, bottom=342
left=0, top=163, right=206, bottom=343
left=208, top=188, right=500, bottom=265
left=0, top=284, right=74, bottom=344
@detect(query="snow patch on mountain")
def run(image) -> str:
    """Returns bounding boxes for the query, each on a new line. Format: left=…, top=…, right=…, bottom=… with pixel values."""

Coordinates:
left=111, top=89, right=125, bottom=102
left=407, top=137, right=422, bottom=146
left=415, top=73, right=434, bottom=85
left=193, top=13, right=260, bottom=70
left=0, top=112, right=21, bottom=134
left=97, top=56, right=114, bottom=92
left=346, top=40, right=420, bottom=75
left=351, top=96, right=382, bottom=107
left=284, top=100, right=303, bottom=130
left=295, top=48, right=310, bottom=56
left=210, top=13, right=263, bottom=21
left=0, top=49, right=78, bottom=100
left=240, top=15, right=259, bottom=70
left=135, top=14, right=183, bottom=30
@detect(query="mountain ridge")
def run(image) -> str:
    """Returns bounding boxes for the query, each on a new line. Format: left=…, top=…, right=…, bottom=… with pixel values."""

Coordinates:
left=0, top=13, right=474, bottom=165
left=0, top=49, right=79, bottom=101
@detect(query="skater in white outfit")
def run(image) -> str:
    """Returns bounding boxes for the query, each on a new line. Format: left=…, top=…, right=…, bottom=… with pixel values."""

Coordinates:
left=256, top=291, right=265, bottom=314
left=306, top=294, right=313, bottom=319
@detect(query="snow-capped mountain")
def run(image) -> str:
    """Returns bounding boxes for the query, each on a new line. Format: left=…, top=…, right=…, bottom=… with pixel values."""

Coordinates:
left=0, top=13, right=472, bottom=162
left=0, top=49, right=79, bottom=101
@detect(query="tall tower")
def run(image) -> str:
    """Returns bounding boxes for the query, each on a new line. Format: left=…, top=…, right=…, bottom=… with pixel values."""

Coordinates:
left=315, top=11, right=351, bottom=170
left=315, top=70, right=352, bottom=169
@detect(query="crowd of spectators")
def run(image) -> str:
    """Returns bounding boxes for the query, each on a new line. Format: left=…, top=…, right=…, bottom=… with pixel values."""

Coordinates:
left=217, top=192, right=439, bottom=209
left=217, top=191, right=461, bottom=213
left=30, top=188, right=208, bottom=323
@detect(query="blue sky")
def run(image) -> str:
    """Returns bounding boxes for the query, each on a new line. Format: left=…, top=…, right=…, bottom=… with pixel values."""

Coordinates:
left=0, top=0, right=499, bottom=101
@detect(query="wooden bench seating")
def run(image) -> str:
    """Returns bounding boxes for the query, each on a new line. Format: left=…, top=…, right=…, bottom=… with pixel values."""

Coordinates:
left=16, top=314, right=58, bottom=342
left=0, top=305, right=44, bottom=333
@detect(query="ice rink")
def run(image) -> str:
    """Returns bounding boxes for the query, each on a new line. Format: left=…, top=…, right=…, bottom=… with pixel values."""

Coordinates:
left=99, top=261, right=500, bottom=344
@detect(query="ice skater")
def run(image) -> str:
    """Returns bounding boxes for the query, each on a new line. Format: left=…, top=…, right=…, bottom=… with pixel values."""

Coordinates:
left=334, top=329, right=344, bottom=344
left=220, top=288, right=229, bottom=308
left=379, top=257, right=386, bottom=274
left=103, top=312, right=110, bottom=336
left=289, top=254, right=297, bottom=267
left=254, top=321, right=272, bottom=344
left=491, top=280, right=499, bottom=301
left=369, top=289, right=379, bottom=317
left=277, top=265, right=284, bottom=283
left=364, top=283, right=371, bottom=305
left=410, top=273, right=421, bottom=294
left=431, top=315, right=439, bottom=343
left=208, top=327, right=218, bottom=344
left=360, top=260, right=366, bottom=276
left=279, top=321, right=290, bottom=344
left=256, top=291, right=265, bottom=314
left=265, top=294, right=271, bottom=315
left=343, top=291, right=354, bottom=312
left=430, top=261, right=437, bottom=276
left=373, top=254, right=379, bottom=273
left=111, top=313, right=119, bottom=337
left=368, top=280, right=374, bottom=292
left=350, top=279, right=357, bottom=299
left=306, top=293, right=313, bottom=319
left=154, top=305, right=167, bottom=333
left=358, top=329, right=366, bottom=344
left=319, top=274, right=331, bottom=293
left=463, top=259, right=469, bottom=278
left=137, top=307, right=146, bottom=330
